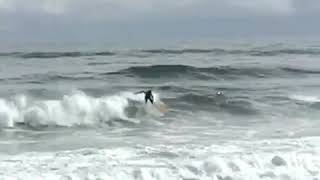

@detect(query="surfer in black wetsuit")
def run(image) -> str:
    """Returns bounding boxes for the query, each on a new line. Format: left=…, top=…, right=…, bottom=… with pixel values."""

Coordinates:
left=135, top=90, right=154, bottom=104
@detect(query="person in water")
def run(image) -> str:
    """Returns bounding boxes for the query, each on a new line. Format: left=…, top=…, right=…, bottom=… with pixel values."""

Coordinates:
left=135, top=90, right=154, bottom=104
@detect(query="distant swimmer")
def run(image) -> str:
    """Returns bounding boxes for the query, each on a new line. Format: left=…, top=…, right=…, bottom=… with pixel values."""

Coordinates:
left=135, top=90, right=154, bottom=104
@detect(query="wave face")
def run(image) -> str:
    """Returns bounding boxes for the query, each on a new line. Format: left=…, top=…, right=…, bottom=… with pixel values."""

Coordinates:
left=0, top=91, right=164, bottom=128
left=109, top=65, right=273, bottom=79
left=106, top=64, right=320, bottom=80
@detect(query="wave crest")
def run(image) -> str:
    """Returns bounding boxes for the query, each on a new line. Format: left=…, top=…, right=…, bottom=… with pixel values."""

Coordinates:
left=0, top=91, right=161, bottom=128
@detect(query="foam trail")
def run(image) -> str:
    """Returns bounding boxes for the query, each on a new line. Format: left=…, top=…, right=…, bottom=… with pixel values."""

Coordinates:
left=290, top=95, right=320, bottom=103
left=0, top=91, right=163, bottom=128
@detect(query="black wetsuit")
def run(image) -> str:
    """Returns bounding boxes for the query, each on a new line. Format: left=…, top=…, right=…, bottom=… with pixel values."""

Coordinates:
left=136, top=90, right=154, bottom=104
left=144, top=90, right=154, bottom=104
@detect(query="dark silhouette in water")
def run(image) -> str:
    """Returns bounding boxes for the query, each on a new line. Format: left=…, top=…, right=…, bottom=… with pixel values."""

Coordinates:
left=135, top=90, right=154, bottom=104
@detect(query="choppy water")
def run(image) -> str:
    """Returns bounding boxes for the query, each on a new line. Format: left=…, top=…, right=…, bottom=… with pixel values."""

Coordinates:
left=1, top=42, right=320, bottom=179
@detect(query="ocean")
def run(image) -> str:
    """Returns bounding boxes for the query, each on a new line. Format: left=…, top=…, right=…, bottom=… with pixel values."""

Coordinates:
left=0, top=40, right=320, bottom=179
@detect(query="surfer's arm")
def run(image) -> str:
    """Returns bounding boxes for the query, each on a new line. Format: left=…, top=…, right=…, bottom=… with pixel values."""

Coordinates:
left=135, top=91, right=145, bottom=94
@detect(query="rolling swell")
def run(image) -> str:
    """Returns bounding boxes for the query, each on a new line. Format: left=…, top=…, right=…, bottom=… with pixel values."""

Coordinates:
left=281, top=67, right=320, bottom=74
left=106, top=65, right=214, bottom=79
left=12, top=73, right=96, bottom=84
left=141, top=48, right=216, bottom=54
left=0, top=51, right=116, bottom=59
left=21, top=51, right=115, bottom=58
left=176, top=93, right=258, bottom=115
left=107, top=64, right=320, bottom=80
left=1, top=47, right=320, bottom=59
left=141, top=48, right=320, bottom=56
left=107, top=65, right=277, bottom=79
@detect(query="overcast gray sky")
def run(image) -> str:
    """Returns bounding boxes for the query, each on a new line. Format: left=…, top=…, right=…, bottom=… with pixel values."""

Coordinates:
left=0, top=0, right=319, bottom=45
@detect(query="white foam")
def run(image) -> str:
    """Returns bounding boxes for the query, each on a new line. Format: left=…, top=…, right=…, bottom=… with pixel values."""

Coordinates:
left=0, top=99, right=20, bottom=127
left=1, top=137, right=320, bottom=180
left=290, top=95, right=320, bottom=103
left=0, top=90, right=164, bottom=128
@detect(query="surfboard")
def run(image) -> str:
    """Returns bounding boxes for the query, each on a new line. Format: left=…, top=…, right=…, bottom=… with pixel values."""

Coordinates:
left=118, top=116, right=141, bottom=124
left=154, top=102, right=169, bottom=113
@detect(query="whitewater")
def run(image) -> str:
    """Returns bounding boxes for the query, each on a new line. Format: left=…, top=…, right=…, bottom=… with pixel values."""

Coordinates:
left=1, top=41, right=320, bottom=179
left=0, top=91, right=165, bottom=128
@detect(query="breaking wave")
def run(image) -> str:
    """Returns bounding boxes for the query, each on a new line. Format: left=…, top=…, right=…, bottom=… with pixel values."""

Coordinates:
left=0, top=91, right=162, bottom=128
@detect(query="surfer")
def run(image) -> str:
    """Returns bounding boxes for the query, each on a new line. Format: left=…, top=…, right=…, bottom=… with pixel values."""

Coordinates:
left=135, top=90, right=154, bottom=104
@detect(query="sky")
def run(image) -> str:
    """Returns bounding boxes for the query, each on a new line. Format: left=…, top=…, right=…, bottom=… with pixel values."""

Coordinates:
left=0, top=0, right=319, bottom=46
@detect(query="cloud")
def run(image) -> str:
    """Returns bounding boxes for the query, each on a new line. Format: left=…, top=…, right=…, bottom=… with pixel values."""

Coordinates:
left=0, top=0, right=71, bottom=15
left=0, top=0, right=301, bottom=18
left=227, top=0, right=295, bottom=15
left=0, top=0, right=12, bottom=11
left=0, top=0, right=319, bottom=45
left=1, top=0, right=320, bottom=24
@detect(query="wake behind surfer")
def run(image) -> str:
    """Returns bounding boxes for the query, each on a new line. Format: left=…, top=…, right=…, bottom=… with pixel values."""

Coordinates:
left=135, top=90, right=154, bottom=104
